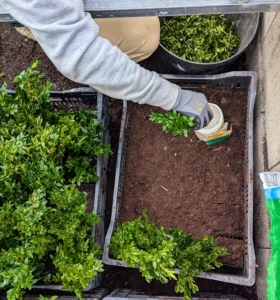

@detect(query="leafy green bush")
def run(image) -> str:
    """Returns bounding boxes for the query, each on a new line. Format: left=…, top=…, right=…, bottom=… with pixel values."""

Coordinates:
left=160, top=15, right=240, bottom=63
left=110, top=210, right=227, bottom=300
left=149, top=110, right=196, bottom=137
left=0, top=61, right=110, bottom=299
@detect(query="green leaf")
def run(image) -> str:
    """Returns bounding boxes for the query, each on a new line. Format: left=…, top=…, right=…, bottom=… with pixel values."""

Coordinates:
left=109, top=210, right=227, bottom=300
left=149, top=110, right=196, bottom=138
left=0, top=61, right=107, bottom=299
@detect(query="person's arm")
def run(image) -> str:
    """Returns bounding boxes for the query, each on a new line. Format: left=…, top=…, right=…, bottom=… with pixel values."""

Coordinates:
left=1, top=0, right=177, bottom=110
left=1, top=0, right=213, bottom=128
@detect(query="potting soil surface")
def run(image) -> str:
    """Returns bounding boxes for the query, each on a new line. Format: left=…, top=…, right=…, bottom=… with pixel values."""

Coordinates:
left=0, top=23, right=257, bottom=299
left=0, top=23, right=85, bottom=90
left=119, top=89, right=247, bottom=268
left=78, top=184, right=95, bottom=214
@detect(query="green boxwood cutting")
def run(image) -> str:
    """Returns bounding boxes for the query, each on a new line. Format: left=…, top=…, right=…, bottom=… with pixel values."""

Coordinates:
left=110, top=210, right=227, bottom=300
left=0, top=61, right=110, bottom=299
left=160, top=15, right=240, bottom=63
left=149, top=110, right=196, bottom=138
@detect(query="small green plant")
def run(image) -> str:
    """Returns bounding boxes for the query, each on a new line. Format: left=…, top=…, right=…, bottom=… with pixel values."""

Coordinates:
left=160, top=15, right=240, bottom=63
left=39, top=296, right=58, bottom=300
left=0, top=61, right=109, bottom=299
left=109, top=210, right=227, bottom=300
left=150, top=110, right=196, bottom=137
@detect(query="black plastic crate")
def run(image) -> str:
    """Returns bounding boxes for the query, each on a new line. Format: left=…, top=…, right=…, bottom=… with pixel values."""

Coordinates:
left=103, top=288, right=248, bottom=300
left=7, top=87, right=110, bottom=291
left=103, top=72, right=256, bottom=286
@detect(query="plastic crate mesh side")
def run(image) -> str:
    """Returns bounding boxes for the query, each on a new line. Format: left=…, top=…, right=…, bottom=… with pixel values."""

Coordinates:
left=30, top=89, right=109, bottom=291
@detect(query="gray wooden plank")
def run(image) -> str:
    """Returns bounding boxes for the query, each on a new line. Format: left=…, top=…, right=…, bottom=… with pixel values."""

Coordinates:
left=0, top=0, right=280, bottom=23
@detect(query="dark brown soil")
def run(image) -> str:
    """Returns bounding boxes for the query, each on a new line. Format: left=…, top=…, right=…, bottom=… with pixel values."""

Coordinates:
left=0, top=22, right=256, bottom=299
left=119, top=88, right=247, bottom=267
left=216, top=237, right=244, bottom=267
left=0, top=23, right=84, bottom=90
left=77, top=184, right=95, bottom=214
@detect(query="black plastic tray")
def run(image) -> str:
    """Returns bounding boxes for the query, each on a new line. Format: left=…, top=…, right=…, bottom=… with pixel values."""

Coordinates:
left=7, top=87, right=110, bottom=291
left=103, top=72, right=257, bottom=286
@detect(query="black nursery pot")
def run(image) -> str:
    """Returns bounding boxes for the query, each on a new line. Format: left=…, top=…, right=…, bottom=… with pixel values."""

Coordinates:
left=155, top=13, right=260, bottom=75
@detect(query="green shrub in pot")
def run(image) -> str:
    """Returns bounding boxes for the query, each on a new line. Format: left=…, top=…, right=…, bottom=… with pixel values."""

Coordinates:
left=160, top=15, right=240, bottom=63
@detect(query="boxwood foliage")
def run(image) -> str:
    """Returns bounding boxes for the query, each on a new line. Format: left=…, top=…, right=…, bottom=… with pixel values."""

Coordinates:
left=0, top=61, right=110, bottom=299
left=110, top=210, right=227, bottom=300
left=160, top=15, right=240, bottom=63
left=149, top=110, right=196, bottom=138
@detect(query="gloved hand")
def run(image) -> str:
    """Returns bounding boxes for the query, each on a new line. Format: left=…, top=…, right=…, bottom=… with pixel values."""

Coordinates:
left=171, top=87, right=214, bottom=130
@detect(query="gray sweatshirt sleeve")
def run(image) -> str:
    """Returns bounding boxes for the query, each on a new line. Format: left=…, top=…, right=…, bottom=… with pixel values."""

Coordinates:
left=0, top=0, right=178, bottom=110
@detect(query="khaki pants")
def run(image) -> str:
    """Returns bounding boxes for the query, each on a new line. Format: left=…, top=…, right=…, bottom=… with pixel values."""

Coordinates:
left=16, top=17, right=160, bottom=62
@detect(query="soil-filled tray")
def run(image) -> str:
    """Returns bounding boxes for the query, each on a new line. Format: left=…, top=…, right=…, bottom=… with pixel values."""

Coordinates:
left=120, top=100, right=245, bottom=267
left=27, top=88, right=111, bottom=291
left=103, top=72, right=256, bottom=286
